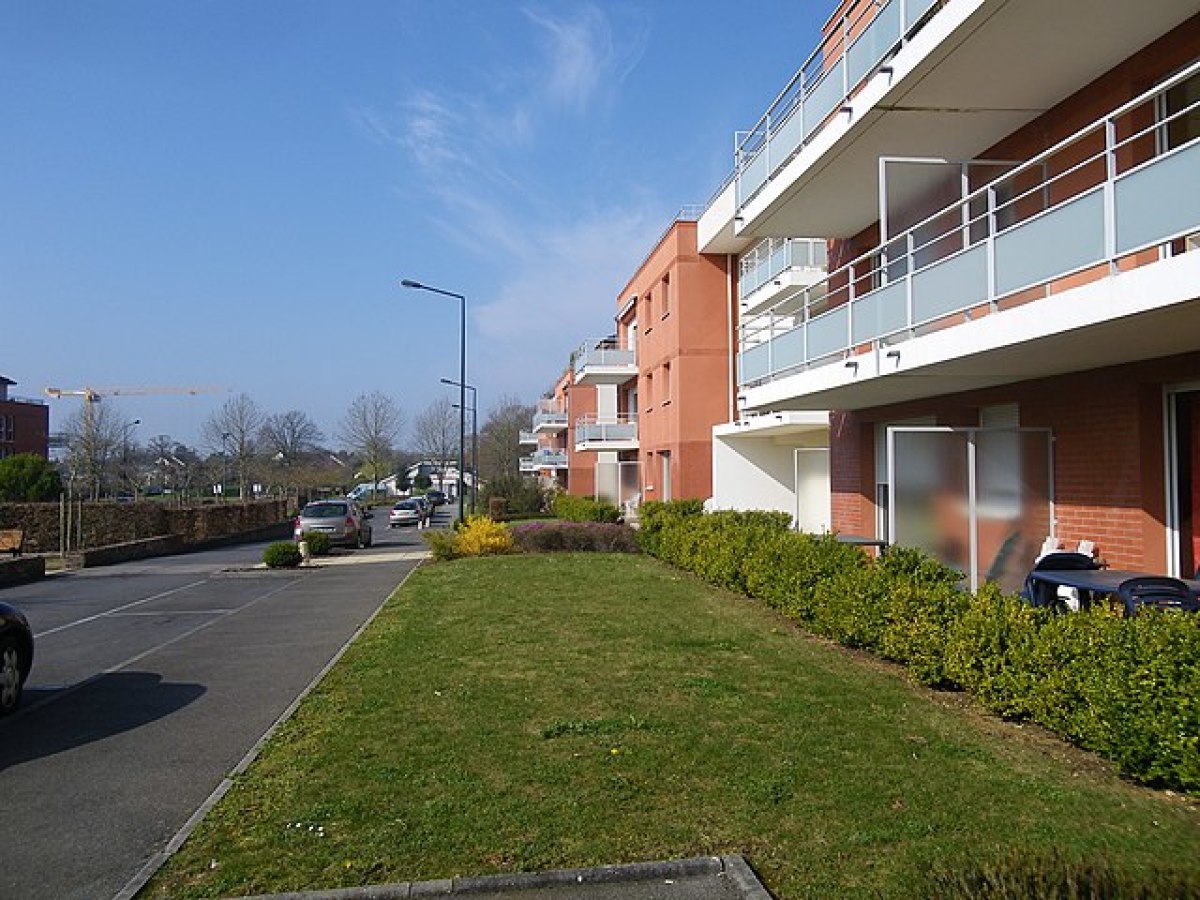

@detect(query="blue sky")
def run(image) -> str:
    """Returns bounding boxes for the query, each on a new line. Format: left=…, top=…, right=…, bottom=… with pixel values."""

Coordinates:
left=0, top=1, right=825, bottom=450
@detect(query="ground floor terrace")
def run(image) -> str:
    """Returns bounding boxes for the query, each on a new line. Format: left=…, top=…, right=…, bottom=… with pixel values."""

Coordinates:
left=829, top=351, right=1200, bottom=592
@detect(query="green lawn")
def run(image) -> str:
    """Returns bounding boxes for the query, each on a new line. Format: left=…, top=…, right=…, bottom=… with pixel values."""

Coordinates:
left=146, top=553, right=1200, bottom=898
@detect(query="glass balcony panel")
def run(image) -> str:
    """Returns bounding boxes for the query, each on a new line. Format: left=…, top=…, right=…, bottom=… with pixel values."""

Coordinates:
left=738, top=150, right=770, bottom=206
left=905, top=0, right=938, bottom=30
left=847, top=1, right=900, bottom=88
left=773, top=325, right=807, bottom=373
left=912, top=243, right=988, bottom=325
left=1115, top=140, right=1200, bottom=254
left=806, top=305, right=849, bottom=361
left=994, top=189, right=1104, bottom=296
left=769, top=104, right=807, bottom=178
left=852, top=281, right=907, bottom=345
left=741, top=343, right=771, bottom=385
left=802, top=59, right=844, bottom=143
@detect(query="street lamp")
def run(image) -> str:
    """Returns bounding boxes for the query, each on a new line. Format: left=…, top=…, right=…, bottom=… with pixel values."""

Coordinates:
left=402, top=278, right=467, bottom=525
left=442, top=379, right=477, bottom=513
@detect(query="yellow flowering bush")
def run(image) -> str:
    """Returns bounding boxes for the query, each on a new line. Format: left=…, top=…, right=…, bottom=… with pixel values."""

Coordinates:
left=452, top=515, right=516, bottom=557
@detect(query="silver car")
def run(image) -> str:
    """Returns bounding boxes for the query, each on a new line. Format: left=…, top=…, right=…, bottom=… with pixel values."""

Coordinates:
left=388, top=499, right=425, bottom=527
left=294, top=500, right=372, bottom=548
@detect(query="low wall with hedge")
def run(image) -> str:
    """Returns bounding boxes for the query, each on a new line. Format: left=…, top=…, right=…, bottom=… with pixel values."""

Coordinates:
left=638, top=500, right=1200, bottom=793
left=0, top=555, right=45, bottom=588
left=0, top=500, right=289, bottom=555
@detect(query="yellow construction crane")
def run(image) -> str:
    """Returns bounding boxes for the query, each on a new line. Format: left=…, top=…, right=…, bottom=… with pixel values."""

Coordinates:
left=44, top=385, right=226, bottom=428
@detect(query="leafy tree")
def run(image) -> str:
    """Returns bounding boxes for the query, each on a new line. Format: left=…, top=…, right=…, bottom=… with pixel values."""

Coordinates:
left=0, top=453, right=62, bottom=502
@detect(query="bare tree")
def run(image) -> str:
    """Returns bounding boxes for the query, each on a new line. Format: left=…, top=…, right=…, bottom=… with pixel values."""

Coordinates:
left=202, top=393, right=265, bottom=501
left=61, top=401, right=131, bottom=500
left=339, top=392, right=405, bottom=496
left=259, top=410, right=324, bottom=463
left=478, top=394, right=536, bottom=482
left=411, top=397, right=459, bottom=491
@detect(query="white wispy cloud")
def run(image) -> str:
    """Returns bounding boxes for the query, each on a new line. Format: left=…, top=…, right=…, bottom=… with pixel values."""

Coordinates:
left=356, top=2, right=660, bottom=398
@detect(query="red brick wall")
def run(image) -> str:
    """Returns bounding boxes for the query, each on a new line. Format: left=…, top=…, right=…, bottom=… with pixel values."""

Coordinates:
left=829, top=353, right=1200, bottom=573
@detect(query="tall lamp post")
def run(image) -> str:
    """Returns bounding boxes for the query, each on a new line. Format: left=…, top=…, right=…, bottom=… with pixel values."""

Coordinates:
left=445, top=379, right=478, bottom=514
left=402, top=279, right=467, bottom=526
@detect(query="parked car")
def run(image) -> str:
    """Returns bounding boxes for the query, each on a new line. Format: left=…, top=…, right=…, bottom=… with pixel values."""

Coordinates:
left=424, top=489, right=447, bottom=507
left=294, top=500, right=372, bottom=548
left=410, top=495, right=431, bottom=522
left=0, top=601, right=34, bottom=717
left=389, top=499, right=425, bottom=528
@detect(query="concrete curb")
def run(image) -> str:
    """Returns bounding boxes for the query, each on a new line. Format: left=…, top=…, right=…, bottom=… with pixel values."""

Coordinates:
left=230, top=855, right=772, bottom=899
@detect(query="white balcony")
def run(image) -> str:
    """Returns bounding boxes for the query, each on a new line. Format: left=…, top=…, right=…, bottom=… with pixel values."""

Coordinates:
left=740, top=238, right=828, bottom=317
left=707, top=0, right=1199, bottom=246
left=530, top=449, right=569, bottom=470
left=519, top=455, right=538, bottom=473
left=518, top=430, right=538, bottom=446
left=573, top=340, right=637, bottom=386
left=532, top=400, right=568, bottom=433
left=574, top=415, right=639, bottom=452
left=738, top=64, right=1200, bottom=412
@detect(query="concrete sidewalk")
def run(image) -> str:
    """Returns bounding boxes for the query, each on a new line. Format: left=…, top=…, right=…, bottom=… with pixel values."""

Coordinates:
left=233, top=856, right=772, bottom=900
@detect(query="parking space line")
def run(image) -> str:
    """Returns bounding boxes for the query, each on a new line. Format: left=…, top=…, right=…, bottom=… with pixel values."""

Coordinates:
left=33, top=580, right=210, bottom=639
left=13, top=577, right=303, bottom=721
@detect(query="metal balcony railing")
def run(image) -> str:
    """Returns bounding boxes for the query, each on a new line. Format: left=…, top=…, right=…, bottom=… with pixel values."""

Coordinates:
left=734, top=0, right=942, bottom=209
left=532, top=449, right=568, bottom=468
left=575, top=415, right=638, bottom=446
left=572, top=341, right=637, bottom=378
left=519, top=455, right=538, bottom=473
left=739, top=237, right=829, bottom=302
left=739, top=62, right=1200, bottom=388
left=518, top=430, right=538, bottom=445
left=533, top=399, right=568, bottom=431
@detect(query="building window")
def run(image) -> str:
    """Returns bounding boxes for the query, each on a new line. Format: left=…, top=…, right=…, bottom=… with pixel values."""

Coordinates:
left=0, top=414, right=14, bottom=443
left=661, top=274, right=670, bottom=319
left=662, top=362, right=672, bottom=405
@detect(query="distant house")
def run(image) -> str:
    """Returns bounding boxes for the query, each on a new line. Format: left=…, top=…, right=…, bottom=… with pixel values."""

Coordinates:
left=0, top=377, right=50, bottom=459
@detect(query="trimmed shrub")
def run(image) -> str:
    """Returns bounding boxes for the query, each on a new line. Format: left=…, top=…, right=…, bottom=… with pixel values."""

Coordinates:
left=552, top=493, right=621, bottom=523
left=300, top=531, right=331, bottom=556
left=637, top=498, right=706, bottom=556
left=262, top=542, right=302, bottom=568
left=481, top=474, right=547, bottom=518
left=423, top=529, right=460, bottom=562
left=510, top=521, right=639, bottom=553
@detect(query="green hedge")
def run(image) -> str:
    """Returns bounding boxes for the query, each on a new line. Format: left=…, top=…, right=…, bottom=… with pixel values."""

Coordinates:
left=639, top=501, right=1200, bottom=793
left=551, top=493, right=621, bottom=523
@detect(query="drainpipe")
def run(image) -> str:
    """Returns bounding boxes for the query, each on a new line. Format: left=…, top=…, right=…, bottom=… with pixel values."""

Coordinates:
left=726, top=253, right=736, bottom=423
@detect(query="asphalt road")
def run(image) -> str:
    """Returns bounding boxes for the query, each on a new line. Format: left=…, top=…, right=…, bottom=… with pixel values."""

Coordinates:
left=0, top=506, right=435, bottom=900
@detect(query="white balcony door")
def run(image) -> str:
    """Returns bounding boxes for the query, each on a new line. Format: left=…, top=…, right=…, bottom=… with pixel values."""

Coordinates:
left=886, top=426, right=1053, bottom=593
left=1166, top=384, right=1200, bottom=579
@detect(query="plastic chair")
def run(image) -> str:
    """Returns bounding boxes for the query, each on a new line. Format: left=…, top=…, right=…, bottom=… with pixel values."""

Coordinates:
left=1116, top=576, right=1199, bottom=617
left=1020, top=552, right=1100, bottom=610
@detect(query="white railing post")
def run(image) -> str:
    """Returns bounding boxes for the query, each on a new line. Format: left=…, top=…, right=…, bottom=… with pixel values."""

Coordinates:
left=986, top=184, right=997, bottom=308
left=1104, top=116, right=1117, bottom=273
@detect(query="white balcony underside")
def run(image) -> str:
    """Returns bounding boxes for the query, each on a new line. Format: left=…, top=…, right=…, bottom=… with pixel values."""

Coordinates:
left=532, top=420, right=568, bottom=433
left=742, top=250, right=1200, bottom=413
left=725, top=0, right=1199, bottom=244
left=576, top=440, right=639, bottom=452
left=574, top=366, right=638, bottom=386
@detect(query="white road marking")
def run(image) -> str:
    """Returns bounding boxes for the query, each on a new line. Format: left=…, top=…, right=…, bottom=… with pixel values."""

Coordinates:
left=33, top=580, right=210, bottom=638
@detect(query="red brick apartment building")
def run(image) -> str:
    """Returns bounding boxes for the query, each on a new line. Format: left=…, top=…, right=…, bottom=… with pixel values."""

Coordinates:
left=698, top=0, right=1200, bottom=590
left=547, top=212, right=733, bottom=508
left=0, top=377, right=50, bottom=459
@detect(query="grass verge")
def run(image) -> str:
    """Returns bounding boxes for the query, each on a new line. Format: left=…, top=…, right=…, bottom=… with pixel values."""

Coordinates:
left=146, top=554, right=1200, bottom=898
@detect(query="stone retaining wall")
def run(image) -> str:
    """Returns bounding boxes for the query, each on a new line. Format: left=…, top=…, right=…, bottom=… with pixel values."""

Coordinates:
left=0, top=556, right=45, bottom=589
